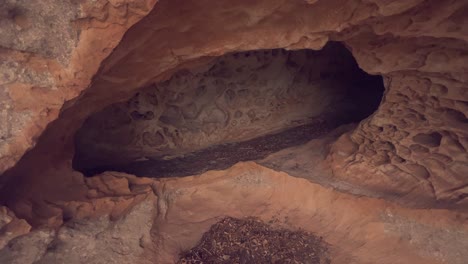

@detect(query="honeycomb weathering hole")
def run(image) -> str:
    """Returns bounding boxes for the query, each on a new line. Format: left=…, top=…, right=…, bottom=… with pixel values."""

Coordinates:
left=72, top=42, right=384, bottom=177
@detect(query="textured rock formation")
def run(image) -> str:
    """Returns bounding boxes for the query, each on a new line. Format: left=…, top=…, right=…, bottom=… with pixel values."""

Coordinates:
left=0, top=194, right=157, bottom=264
left=73, top=42, right=383, bottom=176
left=0, top=206, right=31, bottom=249
left=1, top=164, right=467, bottom=264
left=0, top=0, right=157, bottom=174
left=0, top=0, right=467, bottom=263
left=329, top=32, right=468, bottom=207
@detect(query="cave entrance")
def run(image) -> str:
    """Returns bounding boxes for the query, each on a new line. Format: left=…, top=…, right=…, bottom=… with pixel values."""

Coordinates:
left=73, top=42, right=384, bottom=177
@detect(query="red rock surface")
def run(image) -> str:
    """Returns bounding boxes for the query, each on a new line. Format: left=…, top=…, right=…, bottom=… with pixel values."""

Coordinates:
left=0, top=0, right=158, bottom=174
left=1, top=163, right=467, bottom=264
left=0, top=0, right=467, bottom=263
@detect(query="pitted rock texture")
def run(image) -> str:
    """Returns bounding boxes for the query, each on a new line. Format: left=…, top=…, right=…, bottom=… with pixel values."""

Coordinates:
left=73, top=43, right=383, bottom=176
left=0, top=2, right=466, bottom=264
left=328, top=30, right=468, bottom=208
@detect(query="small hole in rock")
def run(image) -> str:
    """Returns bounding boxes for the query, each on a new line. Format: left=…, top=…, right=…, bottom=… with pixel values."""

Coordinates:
left=412, top=132, right=442, bottom=148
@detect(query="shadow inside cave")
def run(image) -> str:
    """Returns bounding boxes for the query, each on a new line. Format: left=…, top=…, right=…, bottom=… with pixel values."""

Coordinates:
left=73, top=42, right=384, bottom=178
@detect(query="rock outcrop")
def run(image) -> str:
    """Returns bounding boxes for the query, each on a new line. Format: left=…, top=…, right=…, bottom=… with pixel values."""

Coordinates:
left=0, top=0, right=157, bottom=174
left=1, top=164, right=467, bottom=264
left=0, top=0, right=467, bottom=263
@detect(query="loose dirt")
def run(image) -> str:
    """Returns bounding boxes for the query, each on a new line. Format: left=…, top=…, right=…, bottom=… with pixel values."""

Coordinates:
left=178, top=217, right=331, bottom=264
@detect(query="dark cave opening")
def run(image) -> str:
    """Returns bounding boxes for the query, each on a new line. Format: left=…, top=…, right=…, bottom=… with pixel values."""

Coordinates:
left=73, top=42, right=384, bottom=178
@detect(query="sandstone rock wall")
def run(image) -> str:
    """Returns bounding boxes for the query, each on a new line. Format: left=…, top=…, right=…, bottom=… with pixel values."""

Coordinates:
left=0, top=0, right=157, bottom=174
left=0, top=0, right=467, bottom=263
left=329, top=13, right=468, bottom=207
left=0, top=0, right=466, bottom=222
left=0, top=194, right=157, bottom=264
left=1, top=164, right=467, bottom=264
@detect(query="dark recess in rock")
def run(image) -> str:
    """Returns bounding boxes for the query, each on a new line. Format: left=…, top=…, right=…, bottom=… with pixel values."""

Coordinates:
left=73, top=42, right=385, bottom=178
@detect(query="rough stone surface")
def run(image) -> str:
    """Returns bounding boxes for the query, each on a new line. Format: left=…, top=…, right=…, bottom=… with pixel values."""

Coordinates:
left=0, top=0, right=80, bottom=64
left=328, top=34, right=468, bottom=208
left=73, top=43, right=382, bottom=174
left=0, top=195, right=157, bottom=264
left=0, top=0, right=467, bottom=263
left=150, top=163, right=468, bottom=264
left=2, top=164, right=468, bottom=264
left=0, top=0, right=466, bottom=209
left=0, top=206, right=31, bottom=250
left=0, top=0, right=157, bottom=175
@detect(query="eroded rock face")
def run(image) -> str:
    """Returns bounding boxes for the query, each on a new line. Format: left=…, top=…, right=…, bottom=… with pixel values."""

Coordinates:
left=0, top=206, right=31, bottom=250
left=0, top=0, right=467, bottom=263
left=329, top=34, right=468, bottom=207
left=0, top=0, right=157, bottom=175
left=0, top=0, right=80, bottom=64
left=1, top=164, right=467, bottom=264
left=73, top=43, right=383, bottom=176
left=0, top=195, right=157, bottom=264
left=0, top=0, right=466, bottom=210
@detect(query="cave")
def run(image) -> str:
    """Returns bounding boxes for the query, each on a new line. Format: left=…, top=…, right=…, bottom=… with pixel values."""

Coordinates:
left=73, top=42, right=384, bottom=178
left=0, top=0, right=467, bottom=264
